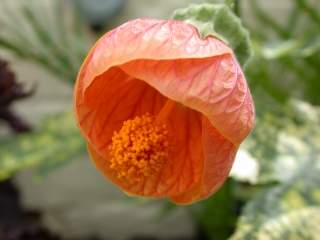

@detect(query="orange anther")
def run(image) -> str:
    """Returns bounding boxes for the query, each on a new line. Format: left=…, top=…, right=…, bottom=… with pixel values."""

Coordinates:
left=109, top=113, right=170, bottom=183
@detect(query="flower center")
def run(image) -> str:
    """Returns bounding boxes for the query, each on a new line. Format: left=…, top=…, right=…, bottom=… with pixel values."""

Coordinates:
left=109, top=113, right=170, bottom=183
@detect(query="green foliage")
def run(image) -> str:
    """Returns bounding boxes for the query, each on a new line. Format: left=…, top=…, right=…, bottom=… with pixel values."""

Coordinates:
left=255, top=208, right=320, bottom=240
left=241, top=0, right=320, bottom=184
left=191, top=180, right=238, bottom=240
left=246, top=0, right=320, bottom=105
left=232, top=197, right=320, bottom=240
left=0, top=0, right=90, bottom=84
left=0, top=0, right=89, bottom=178
left=172, top=3, right=252, bottom=67
left=231, top=101, right=320, bottom=239
left=223, top=0, right=237, bottom=12
left=231, top=166, right=320, bottom=239
left=0, top=111, right=86, bottom=180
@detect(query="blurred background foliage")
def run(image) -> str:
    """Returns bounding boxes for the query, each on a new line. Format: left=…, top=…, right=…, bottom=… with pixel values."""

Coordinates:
left=0, top=0, right=319, bottom=239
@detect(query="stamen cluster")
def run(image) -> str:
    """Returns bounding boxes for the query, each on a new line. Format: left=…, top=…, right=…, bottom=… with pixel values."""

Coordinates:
left=109, top=113, right=170, bottom=183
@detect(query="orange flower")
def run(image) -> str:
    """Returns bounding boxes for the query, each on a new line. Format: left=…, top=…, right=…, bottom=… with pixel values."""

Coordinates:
left=74, top=19, right=255, bottom=205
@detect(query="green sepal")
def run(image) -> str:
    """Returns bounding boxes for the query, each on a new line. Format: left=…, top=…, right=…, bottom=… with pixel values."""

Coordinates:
left=172, top=3, right=252, bottom=67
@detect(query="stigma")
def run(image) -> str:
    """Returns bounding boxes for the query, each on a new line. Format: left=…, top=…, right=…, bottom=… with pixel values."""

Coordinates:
left=109, top=113, right=170, bottom=183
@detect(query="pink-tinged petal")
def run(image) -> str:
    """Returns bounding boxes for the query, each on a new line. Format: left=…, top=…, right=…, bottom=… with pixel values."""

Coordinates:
left=120, top=54, right=254, bottom=145
left=77, top=18, right=253, bottom=146
left=79, top=18, right=231, bottom=96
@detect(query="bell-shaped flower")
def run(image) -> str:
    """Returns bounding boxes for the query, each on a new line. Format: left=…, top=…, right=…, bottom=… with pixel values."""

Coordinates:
left=74, top=19, right=255, bottom=204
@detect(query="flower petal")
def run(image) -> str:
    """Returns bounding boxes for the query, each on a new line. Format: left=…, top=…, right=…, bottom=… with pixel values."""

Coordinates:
left=76, top=18, right=253, bottom=146
left=74, top=18, right=254, bottom=204
left=155, top=103, right=204, bottom=197
left=78, top=18, right=231, bottom=98
left=170, top=117, right=237, bottom=204
left=86, top=98, right=204, bottom=198
left=75, top=68, right=167, bottom=157
left=121, top=55, right=254, bottom=146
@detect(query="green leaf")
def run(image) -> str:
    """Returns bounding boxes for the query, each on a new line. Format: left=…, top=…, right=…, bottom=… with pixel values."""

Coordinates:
left=261, top=40, right=302, bottom=59
left=241, top=100, right=320, bottom=185
left=230, top=101, right=320, bottom=239
left=295, top=0, right=320, bottom=28
left=0, top=0, right=89, bottom=84
left=256, top=208, right=320, bottom=239
left=172, top=3, right=252, bottom=67
left=223, top=0, right=236, bottom=11
left=231, top=178, right=320, bottom=239
left=245, top=0, right=320, bottom=105
left=0, top=111, right=86, bottom=180
left=250, top=0, right=289, bottom=39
